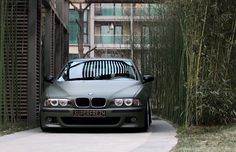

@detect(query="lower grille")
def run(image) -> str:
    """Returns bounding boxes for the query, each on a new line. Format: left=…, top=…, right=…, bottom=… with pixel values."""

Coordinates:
left=61, top=117, right=120, bottom=125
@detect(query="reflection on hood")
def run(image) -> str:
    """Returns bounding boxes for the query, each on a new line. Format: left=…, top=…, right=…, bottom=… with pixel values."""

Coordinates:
left=45, top=80, right=143, bottom=99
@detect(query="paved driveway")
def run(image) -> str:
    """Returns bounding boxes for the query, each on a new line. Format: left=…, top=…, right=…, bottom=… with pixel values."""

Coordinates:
left=0, top=119, right=177, bottom=152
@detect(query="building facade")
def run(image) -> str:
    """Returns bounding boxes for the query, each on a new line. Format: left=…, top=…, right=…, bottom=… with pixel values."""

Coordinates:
left=68, top=3, right=160, bottom=59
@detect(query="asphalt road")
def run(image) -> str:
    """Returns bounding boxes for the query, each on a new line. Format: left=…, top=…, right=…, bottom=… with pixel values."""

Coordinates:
left=0, top=120, right=177, bottom=152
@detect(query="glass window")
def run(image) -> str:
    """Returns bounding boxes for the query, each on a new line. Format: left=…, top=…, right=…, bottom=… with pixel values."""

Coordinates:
left=69, top=23, right=79, bottom=44
left=69, top=10, right=79, bottom=44
left=97, top=24, right=123, bottom=44
left=58, top=60, right=138, bottom=81
left=100, top=3, right=123, bottom=16
left=114, top=4, right=122, bottom=16
left=83, top=10, right=88, bottom=21
left=101, top=4, right=114, bottom=16
left=69, top=10, right=78, bottom=21
left=83, top=22, right=88, bottom=44
left=69, top=9, right=89, bottom=44
left=115, top=26, right=122, bottom=44
left=101, top=25, right=113, bottom=44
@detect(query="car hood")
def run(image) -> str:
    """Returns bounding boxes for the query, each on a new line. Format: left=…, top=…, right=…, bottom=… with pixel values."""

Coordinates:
left=44, top=79, right=143, bottom=99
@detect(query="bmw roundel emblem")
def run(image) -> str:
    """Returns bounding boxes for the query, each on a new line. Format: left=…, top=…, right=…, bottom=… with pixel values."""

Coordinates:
left=88, top=92, right=94, bottom=96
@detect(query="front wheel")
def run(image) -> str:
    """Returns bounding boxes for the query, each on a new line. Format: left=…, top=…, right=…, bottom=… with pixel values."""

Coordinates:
left=39, top=111, right=51, bottom=132
left=140, top=101, right=151, bottom=132
left=40, top=125, right=51, bottom=132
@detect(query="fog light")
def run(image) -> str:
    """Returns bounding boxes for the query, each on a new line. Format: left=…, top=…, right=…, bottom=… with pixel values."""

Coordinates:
left=47, top=117, right=53, bottom=123
left=46, top=117, right=57, bottom=123
left=131, top=117, right=137, bottom=122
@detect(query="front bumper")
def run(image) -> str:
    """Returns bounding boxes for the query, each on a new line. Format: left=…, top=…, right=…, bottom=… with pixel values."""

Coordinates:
left=40, top=107, right=145, bottom=129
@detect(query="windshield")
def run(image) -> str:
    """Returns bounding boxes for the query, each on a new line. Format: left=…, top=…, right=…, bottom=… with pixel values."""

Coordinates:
left=58, top=60, right=138, bottom=81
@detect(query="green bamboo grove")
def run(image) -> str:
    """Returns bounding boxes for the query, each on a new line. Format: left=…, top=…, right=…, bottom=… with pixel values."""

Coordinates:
left=135, top=0, right=236, bottom=126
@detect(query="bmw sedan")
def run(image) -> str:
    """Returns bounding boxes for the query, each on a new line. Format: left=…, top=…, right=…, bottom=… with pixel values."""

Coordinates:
left=40, top=58, right=154, bottom=132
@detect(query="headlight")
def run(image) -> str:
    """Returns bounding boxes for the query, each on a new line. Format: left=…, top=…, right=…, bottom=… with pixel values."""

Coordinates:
left=124, top=99, right=133, bottom=106
left=113, top=98, right=141, bottom=107
left=44, top=99, right=71, bottom=107
left=50, top=99, right=59, bottom=106
left=114, top=99, right=123, bottom=107
left=59, top=99, right=69, bottom=107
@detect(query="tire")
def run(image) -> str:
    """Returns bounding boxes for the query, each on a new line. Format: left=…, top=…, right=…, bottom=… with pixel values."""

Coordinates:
left=40, top=117, right=50, bottom=132
left=40, top=125, right=50, bottom=132
left=39, top=110, right=51, bottom=132
left=40, top=118, right=53, bottom=132
left=140, top=101, right=151, bottom=132
left=149, top=101, right=152, bottom=125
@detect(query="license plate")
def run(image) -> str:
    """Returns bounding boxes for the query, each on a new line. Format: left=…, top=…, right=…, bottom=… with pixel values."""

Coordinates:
left=73, top=110, right=106, bottom=117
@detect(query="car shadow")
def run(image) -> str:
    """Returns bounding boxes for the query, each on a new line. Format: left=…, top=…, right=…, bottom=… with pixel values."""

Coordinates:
left=40, top=117, right=175, bottom=134
left=44, top=127, right=147, bottom=134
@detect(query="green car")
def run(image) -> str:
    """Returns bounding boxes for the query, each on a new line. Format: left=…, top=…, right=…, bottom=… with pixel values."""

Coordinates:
left=40, top=58, right=154, bottom=132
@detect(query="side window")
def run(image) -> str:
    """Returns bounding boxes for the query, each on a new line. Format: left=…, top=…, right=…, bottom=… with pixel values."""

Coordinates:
left=58, top=65, right=69, bottom=81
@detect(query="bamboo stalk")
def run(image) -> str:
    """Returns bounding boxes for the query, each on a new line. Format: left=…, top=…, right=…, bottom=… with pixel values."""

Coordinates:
left=194, top=1, right=209, bottom=125
left=225, top=17, right=236, bottom=77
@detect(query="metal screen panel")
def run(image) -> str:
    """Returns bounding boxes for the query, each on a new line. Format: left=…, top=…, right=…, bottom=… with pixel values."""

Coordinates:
left=3, top=0, right=29, bottom=119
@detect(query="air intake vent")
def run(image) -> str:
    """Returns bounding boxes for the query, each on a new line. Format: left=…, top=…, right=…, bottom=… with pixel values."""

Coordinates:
left=91, top=98, right=106, bottom=107
left=75, top=98, right=90, bottom=107
left=61, top=117, right=120, bottom=125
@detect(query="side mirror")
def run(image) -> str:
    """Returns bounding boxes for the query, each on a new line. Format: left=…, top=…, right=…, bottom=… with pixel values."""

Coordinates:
left=143, top=75, right=154, bottom=83
left=44, top=75, right=54, bottom=83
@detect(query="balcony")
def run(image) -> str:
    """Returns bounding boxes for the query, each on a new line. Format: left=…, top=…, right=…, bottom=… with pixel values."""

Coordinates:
left=94, top=35, right=149, bottom=50
left=95, top=4, right=130, bottom=16
left=95, top=35, right=130, bottom=44
left=95, top=6, right=163, bottom=17
left=94, top=6, right=161, bottom=22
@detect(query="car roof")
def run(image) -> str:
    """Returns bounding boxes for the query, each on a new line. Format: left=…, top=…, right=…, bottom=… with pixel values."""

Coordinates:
left=69, top=58, right=133, bottom=62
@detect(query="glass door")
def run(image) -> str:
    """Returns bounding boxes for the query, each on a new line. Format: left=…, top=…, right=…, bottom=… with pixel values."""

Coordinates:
left=115, top=26, right=122, bottom=44
left=101, top=25, right=113, bottom=44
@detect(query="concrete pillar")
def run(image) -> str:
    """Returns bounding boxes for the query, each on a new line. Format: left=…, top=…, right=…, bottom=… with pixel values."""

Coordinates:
left=130, top=3, right=134, bottom=59
left=27, top=0, right=38, bottom=126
